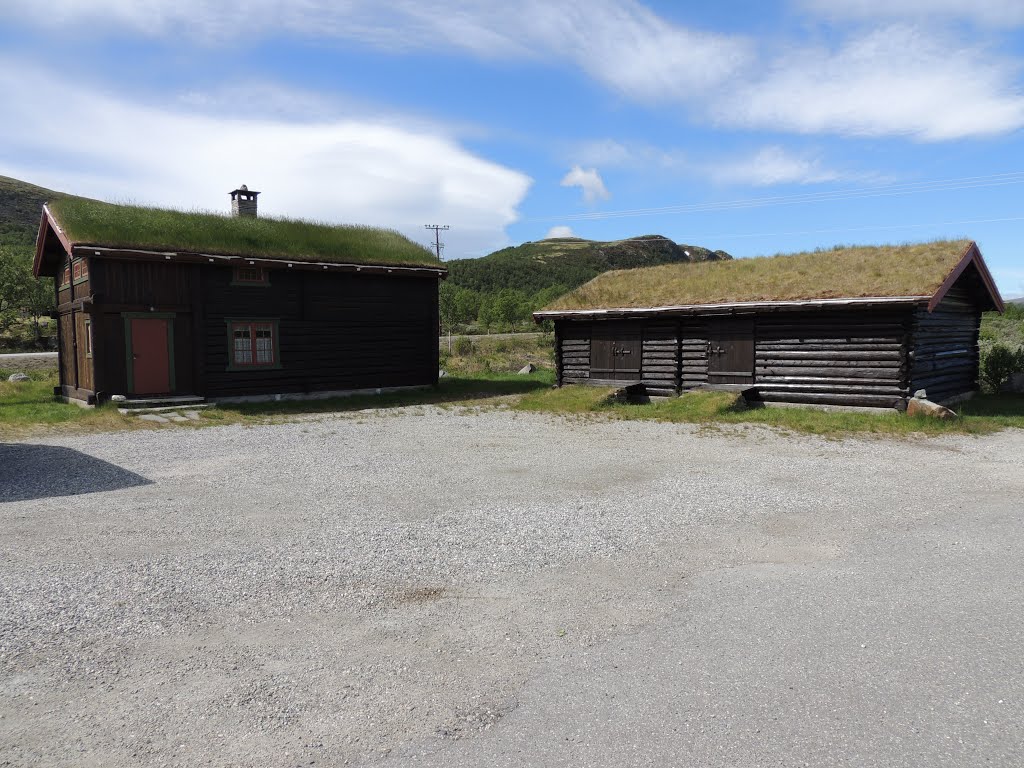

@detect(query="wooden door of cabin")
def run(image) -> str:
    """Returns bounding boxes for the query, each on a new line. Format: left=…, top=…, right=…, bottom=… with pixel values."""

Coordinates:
left=591, top=322, right=642, bottom=380
left=708, top=318, right=754, bottom=385
left=130, top=317, right=172, bottom=395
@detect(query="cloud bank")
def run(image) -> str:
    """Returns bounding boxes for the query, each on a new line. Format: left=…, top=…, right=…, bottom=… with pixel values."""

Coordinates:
left=0, top=63, right=532, bottom=258
left=4, top=1, right=1022, bottom=141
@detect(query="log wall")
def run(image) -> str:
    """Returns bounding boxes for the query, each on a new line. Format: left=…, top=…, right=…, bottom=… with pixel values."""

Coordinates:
left=752, top=309, right=911, bottom=409
left=640, top=321, right=679, bottom=396
left=909, top=286, right=981, bottom=403
left=553, top=294, right=984, bottom=410
left=556, top=321, right=591, bottom=386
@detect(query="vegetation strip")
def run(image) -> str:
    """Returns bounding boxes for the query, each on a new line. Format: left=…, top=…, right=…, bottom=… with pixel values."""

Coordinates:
left=46, top=197, right=439, bottom=267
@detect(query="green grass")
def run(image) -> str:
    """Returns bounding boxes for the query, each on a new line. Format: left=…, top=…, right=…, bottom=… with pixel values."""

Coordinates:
left=0, top=367, right=556, bottom=439
left=515, top=386, right=1024, bottom=437
left=48, top=197, right=439, bottom=267
left=545, top=239, right=974, bottom=310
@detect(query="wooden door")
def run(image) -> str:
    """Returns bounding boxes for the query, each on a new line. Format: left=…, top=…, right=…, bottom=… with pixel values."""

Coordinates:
left=130, top=318, right=171, bottom=395
left=708, top=318, right=754, bottom=385
left=591, top=322, right=642, bottom=380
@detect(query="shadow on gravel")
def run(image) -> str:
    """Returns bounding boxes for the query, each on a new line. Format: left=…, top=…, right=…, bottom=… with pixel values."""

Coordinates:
left=0, top=444, right=152, bottom=502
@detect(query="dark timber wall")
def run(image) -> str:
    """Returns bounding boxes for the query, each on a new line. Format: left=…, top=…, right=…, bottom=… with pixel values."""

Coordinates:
left=753, top=309, right=910, bottom=409
left=81, top=258, right=440, bottom=400
left=909, top=285, right=980, bottom=403
left=553, top=297, right=984, bottom=409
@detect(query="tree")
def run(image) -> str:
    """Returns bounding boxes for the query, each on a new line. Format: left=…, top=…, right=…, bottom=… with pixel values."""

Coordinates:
left=0, top=245, right=54, bottom=343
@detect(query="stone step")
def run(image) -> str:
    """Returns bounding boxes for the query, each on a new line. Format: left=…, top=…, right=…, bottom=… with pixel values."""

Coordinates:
left=115, top=395, right=206, bottom=410
left=118, top=403, right=215, bottom=415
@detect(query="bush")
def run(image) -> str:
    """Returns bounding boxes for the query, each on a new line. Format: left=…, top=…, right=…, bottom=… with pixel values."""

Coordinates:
left=981, top=343, right=1024, bottom=393
left=454, top=336, right=474, bottom=356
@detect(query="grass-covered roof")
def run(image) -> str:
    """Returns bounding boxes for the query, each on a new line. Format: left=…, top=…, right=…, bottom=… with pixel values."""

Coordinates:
left=47, top=197, right=440, bottom=268
left=543, top=240, right=975, bottom=310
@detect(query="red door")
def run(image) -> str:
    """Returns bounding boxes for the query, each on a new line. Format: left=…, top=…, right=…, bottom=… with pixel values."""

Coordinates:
left=131, top=318, right=171, bottom=394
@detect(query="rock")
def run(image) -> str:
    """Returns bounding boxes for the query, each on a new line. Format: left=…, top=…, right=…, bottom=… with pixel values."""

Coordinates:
left=907, top=395, right=958, bottom=420
left=1003, top=372, right=1024, bottom=394
left=438, top=370, right=447, bottom=378
left=913, top=389, right=928, bottom=400
left=138, top=414, right=169, bottom=424
left=183, top=411, right=202, bottom=420
left=110, top=394, right=127, bottom=402
left=7, top=373, right=30, bottom=383
left=517, top=364, right=536, bottom=375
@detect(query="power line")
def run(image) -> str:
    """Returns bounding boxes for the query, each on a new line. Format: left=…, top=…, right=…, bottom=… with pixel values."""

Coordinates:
left=424, top=224, right=449, bottom=260
left=526, top=170, right=1024, bottom=224
left=663, top=213, right=1024, bottom=243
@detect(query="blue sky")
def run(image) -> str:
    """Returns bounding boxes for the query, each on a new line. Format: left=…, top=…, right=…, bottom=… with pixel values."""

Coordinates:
left=0, top=1, right=1022, bottom=296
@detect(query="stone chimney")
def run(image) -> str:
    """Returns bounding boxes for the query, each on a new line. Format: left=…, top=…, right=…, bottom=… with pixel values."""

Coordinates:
left=229, top=185, right=260, bottom=218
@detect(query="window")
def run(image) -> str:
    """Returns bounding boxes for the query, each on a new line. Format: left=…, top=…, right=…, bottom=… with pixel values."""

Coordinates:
left=232, top=265, right=268, bottom=285
left=229, top=321, right=278, bottom=368
left=84, top=318, right=93, bottom=358
left=72, top=261, right=82, bottom=281
left=60, top=265, right=71, bottom=287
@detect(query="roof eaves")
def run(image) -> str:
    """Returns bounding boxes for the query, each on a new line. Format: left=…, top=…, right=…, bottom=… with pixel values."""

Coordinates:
left=79, top=244, right=448, bottom=276
left=927, top=241, right=1003, bottom=313
left=533, top=295, right=931, bottom=321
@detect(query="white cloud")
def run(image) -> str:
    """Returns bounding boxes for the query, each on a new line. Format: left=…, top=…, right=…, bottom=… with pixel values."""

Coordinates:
left=798, top=0, right=1024, bottom=26
left=3, top=3, right=1022, bottom=142
left=0, top=61, right=532, bottom=258
left=715, top=25, right=1024, bottom=140
left=573, top=139, right=687, bottom=171
left=544, top=225, right=576, bottom=239
left=706, top=146, right=841, bottom=186
left=560, top=166, right=610, bottom=203
left=0, top=1, right=752, bottom=101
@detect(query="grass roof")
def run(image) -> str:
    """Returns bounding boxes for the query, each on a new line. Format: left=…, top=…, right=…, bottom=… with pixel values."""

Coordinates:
left=47, top=197, right=440, bottom=268
left=544, top=240, right=974, bottom=310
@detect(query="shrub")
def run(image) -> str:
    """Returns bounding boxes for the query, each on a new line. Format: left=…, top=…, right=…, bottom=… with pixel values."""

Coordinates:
left=981, top=343, right=1024, bottom=393
left=454, top=336, right=474, bottom=356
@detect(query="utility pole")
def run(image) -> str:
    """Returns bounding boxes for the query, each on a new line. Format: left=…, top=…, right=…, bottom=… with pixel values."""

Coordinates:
left=424, top=224, right=449, bottom=261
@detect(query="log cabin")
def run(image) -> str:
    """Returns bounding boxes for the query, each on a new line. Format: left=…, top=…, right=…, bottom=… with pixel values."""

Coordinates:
left=534, top=240, right=1004, bottom=409
left=33, top=188, right=446, bottom=405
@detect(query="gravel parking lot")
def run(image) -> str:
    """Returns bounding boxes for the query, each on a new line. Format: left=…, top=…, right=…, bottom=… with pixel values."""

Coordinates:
left=2, top=408, right=1023, bottom=767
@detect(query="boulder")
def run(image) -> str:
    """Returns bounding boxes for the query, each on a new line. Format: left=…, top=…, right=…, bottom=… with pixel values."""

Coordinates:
left=1002, top=372, right=1024, bottom=394
left=517, top=363, right=536, bottom=375
left=438, top=369, right=448, bottom=378
left=7, top=373, right=30, bottom=383
left=907, top=392, right=958, bottom=420
left=110, top=394, right=127, bottom=402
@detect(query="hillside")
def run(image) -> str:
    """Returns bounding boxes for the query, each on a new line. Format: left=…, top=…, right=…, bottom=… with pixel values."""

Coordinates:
left=446, top=235, right=731, bottom=296
left=0, top=175, right=71, bottom=248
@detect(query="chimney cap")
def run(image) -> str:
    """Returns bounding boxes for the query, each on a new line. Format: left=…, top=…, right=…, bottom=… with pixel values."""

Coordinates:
left=229, top=185, right=260, bottom=199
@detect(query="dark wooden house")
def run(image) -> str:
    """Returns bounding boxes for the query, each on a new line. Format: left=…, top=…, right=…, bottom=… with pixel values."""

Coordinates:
left=33, top=190, right=445, bottom=405
left=534, top=241, right=1004, bottom=409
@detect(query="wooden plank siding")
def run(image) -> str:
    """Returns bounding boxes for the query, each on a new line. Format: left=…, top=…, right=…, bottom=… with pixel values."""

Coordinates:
left=78, top=257, right=440, bottom=401
left=909, top=285, right=981, bottom=403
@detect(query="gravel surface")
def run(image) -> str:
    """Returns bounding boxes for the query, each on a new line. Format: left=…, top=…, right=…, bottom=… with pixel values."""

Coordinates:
left=1, top=409, right=1022, bottom=767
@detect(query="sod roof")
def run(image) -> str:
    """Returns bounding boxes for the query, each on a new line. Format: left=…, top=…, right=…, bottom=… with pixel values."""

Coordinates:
left=542, top=240, right=977, bottom=311
left=46, top=197, right=440, bottom=268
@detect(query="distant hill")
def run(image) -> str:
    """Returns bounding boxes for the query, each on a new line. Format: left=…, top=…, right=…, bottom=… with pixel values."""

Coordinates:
left=0, top=175, right=71, bottom=248
left=446, top=235, right=731, bottom=297
left=440, top=235, right=732, bottom=331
